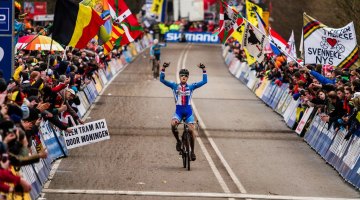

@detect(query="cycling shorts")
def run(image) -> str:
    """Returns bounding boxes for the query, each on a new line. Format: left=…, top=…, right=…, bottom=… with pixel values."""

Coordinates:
left=154, top=54, right=160, bottom=61
left=172, top=105, right=195, bottom=123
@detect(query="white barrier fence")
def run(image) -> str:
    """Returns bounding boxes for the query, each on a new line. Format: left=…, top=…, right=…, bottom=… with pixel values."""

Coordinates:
left=222, top=45, right=360, bottom=189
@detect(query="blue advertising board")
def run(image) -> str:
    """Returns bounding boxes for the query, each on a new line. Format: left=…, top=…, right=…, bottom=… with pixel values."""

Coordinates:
left=165, top=32, right=220, bottom=44
left=0, top=36, right=12, bottom=80
left=0, top=0, right=13, bottom=81
left=0, top=6, right=11, bottom=35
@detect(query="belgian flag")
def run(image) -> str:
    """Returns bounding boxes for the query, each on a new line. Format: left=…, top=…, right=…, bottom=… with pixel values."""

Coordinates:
left=52, top=0, right=105, bottom=49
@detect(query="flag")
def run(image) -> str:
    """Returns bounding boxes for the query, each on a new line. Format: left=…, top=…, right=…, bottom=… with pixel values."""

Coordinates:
left=255, top=10, right=271, bottom=53
left=299, top=28, right=304, bottom=58
left=218, top=0, right=243, bottom=44
left=269, top=28, right=288, bottom=55
left=108, top=0, right=143, bottom=45
left=255, top=10, right=266, bottom=34
left=245, top=0, right=263, bottom=27
left=52, top=0, right=105, bottom=49
left=231, top=22, right=245, bottom=43
left=286, top=30, right=297, bottom=62
left=242, top=21, right=268, bottom=63
left=150, top=0, right=166, bottom=22
left=303, top=13, right=359, bottom=68
left=151, top=0, right=164, bottom=15
left=101, top=10, right=112, bottom=33
left=244, top=48, right=257, bottom=65
left=103, top=24, right=124, bottom=55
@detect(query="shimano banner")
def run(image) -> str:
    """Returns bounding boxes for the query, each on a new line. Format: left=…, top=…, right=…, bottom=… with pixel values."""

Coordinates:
left=165, top=32, right=220, bottom=44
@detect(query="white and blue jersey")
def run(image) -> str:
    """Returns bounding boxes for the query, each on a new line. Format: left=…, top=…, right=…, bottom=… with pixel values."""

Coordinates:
left=160, top=70, right=207, bottom=123
left=150, top=43, right=167, bottom=60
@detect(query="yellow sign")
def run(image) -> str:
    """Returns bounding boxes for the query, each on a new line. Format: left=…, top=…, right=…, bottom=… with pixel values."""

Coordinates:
left=151, top=0, right=164, bottom=15
left=232, top=22, right=245, bottom=43
left=246, top=0, right=263, bottom=27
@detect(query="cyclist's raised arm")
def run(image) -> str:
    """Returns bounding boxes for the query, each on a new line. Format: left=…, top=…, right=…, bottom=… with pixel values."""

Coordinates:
left=190, top=64, right=207, bottom=90
left=160, top=63, right=176, bottom=89
left=159, top=42, right=167, bottom=47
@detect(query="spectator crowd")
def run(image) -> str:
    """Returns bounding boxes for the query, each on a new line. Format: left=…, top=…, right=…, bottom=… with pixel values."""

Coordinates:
left=226, top=37, right=360, bottom=140
left=0, top=7, right=135, bottom=197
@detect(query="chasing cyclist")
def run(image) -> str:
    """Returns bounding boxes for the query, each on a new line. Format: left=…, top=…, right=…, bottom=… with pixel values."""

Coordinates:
left=150, top=39, right=167, bottom=80
left=160, top=62, right=207, bottom=161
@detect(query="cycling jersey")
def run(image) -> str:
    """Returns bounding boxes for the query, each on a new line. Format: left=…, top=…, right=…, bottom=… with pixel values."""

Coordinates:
left=160, top=69, right=207, bottom=123
left=150, top=43, right=167, bottom=60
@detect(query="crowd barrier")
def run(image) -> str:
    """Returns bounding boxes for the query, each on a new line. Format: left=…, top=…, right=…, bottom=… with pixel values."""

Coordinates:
left=10, top=34, right=154, bottom=200
left=222, top=46, right=360, bottom=190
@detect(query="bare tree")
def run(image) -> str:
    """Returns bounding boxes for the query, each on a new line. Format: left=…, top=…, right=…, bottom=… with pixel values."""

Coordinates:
left=336, top=0, right=360, bottom=46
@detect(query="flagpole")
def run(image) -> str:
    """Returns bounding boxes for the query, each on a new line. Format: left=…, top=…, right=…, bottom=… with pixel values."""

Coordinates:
left=18, top=28, right=47, bottom=53
left=47, top=33, right=54, bottom=71
left=223, top=1, right=303, bottom=67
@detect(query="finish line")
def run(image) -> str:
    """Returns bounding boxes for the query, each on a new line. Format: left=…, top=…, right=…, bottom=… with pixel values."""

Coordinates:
left=42, top=189, right=358, bottom=200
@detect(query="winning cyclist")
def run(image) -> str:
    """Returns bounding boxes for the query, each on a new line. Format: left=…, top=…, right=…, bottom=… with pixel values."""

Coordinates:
left=150, top=39, right=167, bottom=79
left=160, top=62, right=207, bottom=161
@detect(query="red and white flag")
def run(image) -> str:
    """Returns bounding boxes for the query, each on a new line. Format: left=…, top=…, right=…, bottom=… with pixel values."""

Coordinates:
left=217, top=0, right=243, bottom=44
left=286, top=30, right=297, bottom=62
left=107, top=0, right=143, bottom=45
left=269, top=28, right=288, bottom=55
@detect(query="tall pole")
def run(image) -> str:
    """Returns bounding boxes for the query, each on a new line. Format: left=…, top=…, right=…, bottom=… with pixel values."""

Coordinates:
left=178, top=0, right=181, bottom=20
left=46, top=35, right=54, bottom=71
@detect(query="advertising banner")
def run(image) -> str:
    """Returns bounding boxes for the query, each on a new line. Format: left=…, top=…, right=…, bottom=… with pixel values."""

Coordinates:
left=165, top=32, right=219, bottom=43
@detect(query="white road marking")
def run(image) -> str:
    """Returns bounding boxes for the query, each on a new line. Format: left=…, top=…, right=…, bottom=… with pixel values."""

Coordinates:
left=192, top=103, right=248, bottom=193
left=42, top=189, right=358, bottom=200
left=177, top=44, right=232, bottom=195
left=42, top=159, right=62, bottom=189
left=185, top=43, right=247, bottom=195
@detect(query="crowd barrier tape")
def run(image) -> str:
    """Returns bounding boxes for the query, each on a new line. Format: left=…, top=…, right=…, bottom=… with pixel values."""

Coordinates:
left=10, top=35, right=154, bottom=199
left=222, top=49, right=360, bottom=189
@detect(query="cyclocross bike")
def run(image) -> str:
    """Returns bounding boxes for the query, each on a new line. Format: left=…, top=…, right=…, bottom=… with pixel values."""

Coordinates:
left=151, top=58, right=160, bottom=79
left=177, top=119, right=199, bottom=171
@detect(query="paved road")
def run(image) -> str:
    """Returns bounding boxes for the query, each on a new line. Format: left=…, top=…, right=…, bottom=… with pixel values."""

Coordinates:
left=44, top=43, right=359, bottom=200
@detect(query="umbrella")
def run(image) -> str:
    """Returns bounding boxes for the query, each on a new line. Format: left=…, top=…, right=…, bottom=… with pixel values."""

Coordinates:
left=16, top=35, right=64, bottom=51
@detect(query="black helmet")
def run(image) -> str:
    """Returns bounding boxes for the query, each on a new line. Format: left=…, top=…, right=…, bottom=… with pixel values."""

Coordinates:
left=179, top=69, right=189, bottom=76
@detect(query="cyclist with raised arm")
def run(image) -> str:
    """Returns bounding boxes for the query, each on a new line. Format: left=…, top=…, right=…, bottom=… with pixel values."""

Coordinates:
left=150, top=39, right=167, bottom=80
left=160, top=62, right=207, bottom=161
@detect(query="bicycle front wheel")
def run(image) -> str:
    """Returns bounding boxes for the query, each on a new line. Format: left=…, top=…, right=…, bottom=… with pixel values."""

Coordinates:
left=186, top=134, right=191, bottom=171
left=182, top=150, right=186, bottom=168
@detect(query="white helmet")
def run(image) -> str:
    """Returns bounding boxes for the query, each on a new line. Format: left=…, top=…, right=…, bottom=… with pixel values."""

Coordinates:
left=153, top=39, right=159, bottom=44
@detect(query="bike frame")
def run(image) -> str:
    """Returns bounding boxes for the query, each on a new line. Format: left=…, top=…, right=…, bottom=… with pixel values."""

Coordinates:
left=176, top=121, right=199, bottom=171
